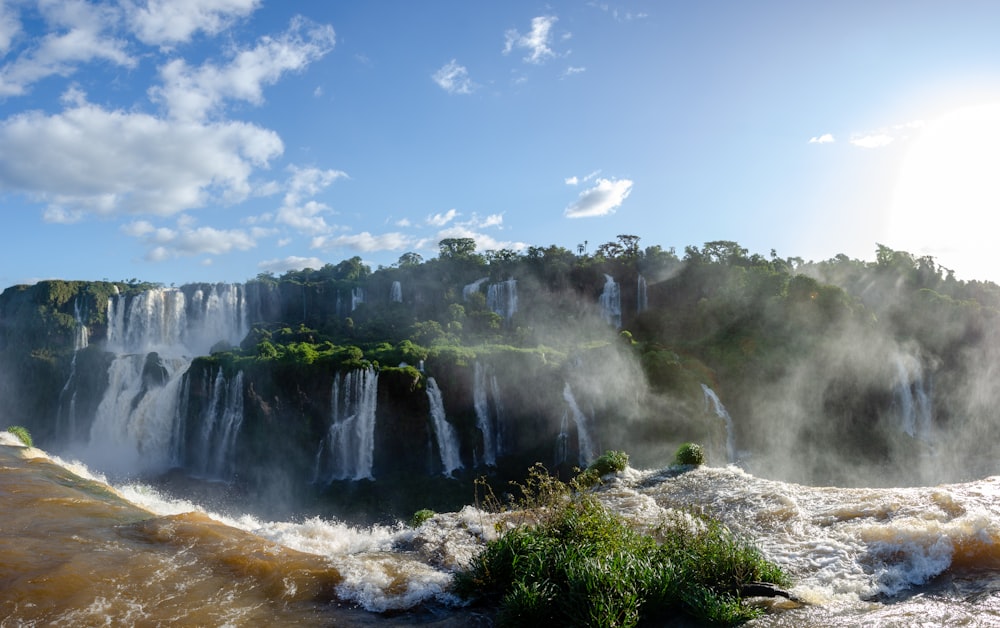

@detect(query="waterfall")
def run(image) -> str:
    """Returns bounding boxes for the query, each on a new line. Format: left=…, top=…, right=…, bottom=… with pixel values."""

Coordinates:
left=462, top=277, right=488, bottom=301
left=637, top=274, right=648, bottom=313
left=702, top=384, right=736, bottom=463
left=426, top=378, right=463, bottom=477
left=562, top=383, right=597, bottom=467
left=87, top=353, right=188, bottom=474
left=56, top=298, right=90, bottom=442
left=390, top=281, right=403, bottom=303
left=473, top=362, right=503, bottom=466
left=351, top=287, right=365, bottom=312
left=190, top=368, right=245, bottom=480
left=82, top=284, right=249, bottom=475
left=106, top=284, right=247, bottom=357
left=893, top=355, right=933, bottom=441
left=319, top=368, right=379, bottom=481
left=599, top=274, right=622, bottom=328
left=486, top=279, right=518, bottom=322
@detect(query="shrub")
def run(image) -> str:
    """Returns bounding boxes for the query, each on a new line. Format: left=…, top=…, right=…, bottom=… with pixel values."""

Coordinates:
left=410, top=508, right=436, bottom=527
left=6, top=425, right=33, bottom=447
left=454, top=462, right=788, bottom=626
left=576, top=450, right=629, bottom=489
left=674, top=442, right=705, bottom=466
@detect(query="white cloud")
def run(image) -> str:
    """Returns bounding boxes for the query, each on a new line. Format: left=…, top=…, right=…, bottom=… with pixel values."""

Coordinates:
left=850, top=133, right=894, bottom=149
left=563, top=66, right=586, bottom=78
left=0, top=0, right=135, bottom=97
left=426, top=208, right=459, bottom=227
left=565, top=175, right=579, bottom=185
left=432, top=59, right=475, bottom=95
left=479, top=213, right=503, bottom=228
left=123, top=219, right=258, bottom=260
left=503, top=16, right=559, bottom=64
left=123, top=0, right=262, bottom=47
left=0, top=2, right=21, bottom=55
left=564, top=177, right=633, bottom=218
left=0, top=99, right=283, bottom=218
left=272, top=165, right=347, bottom=234
left=312, top=231, right=413, bottom=252
left=809, top=133, right=835, bottom=144
left=395, top=217, right=412, bottom=227
left=435, top=225, right=527, bottom=253
left=150, top=16, right=335, bottom=121
left=257, top=255, right=326, bottom=274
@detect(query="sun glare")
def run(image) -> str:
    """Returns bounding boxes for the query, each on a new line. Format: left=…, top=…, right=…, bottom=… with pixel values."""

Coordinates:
left=889, top=103, right=1000, bottom=281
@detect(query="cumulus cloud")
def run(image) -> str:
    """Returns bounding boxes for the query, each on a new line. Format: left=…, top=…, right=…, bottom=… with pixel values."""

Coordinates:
left=0, top=3, right=21, bottom=55
left=809, top=133, right=835, bottom=144
left=503, top=16, right=559, bottom=64
left=564, top=177, right=633, bottom=218
left=432, top=59, right=475, bottom=94
left=123, top=218, right=258, bottom=261
left=435, top=225, right=527, bottom=253
left=0, top=0, right=135, bottom=97
left=426, top=208, right=459, bottom=227
left=312, top=231, right=413, bottom=252
left=0, top=98, right=283, bottom=218
left=850, top=133, right=894, bottom=149
left=150, top=16, right=335, bottom=121
left=257, top=255, right=326, bottom=274
left=563, top=66, right=586, bottom=78
left=123, top=0, right=262, bottom=47
left=273, top=165, right=347, bottom=234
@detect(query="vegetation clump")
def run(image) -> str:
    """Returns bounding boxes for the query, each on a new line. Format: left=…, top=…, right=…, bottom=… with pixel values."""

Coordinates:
left=6, top=425, right=33, bottom=447
left=454, top=461, right=788, bottom=626
left=410, top=508, right=436, bottom=527
left=576, top=449, right=629, bottom=488
left=674, top=442, right=705, bottom=467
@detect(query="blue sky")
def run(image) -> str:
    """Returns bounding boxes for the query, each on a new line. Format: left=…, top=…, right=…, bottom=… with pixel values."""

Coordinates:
left=3, top=1, right=1000, bottom=287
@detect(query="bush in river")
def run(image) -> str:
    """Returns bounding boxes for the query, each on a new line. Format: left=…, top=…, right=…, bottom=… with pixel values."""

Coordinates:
left=453, top=461, right=789, bottom=626
left=674, top=442, right=705, bottom=466
left=6, top=425, right=33, bottom=447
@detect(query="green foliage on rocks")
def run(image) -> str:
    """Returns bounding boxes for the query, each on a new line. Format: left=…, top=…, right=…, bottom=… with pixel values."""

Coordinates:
left=454, top=462, right=788, bottom=626
left=674, top=442, right=706, bottom=467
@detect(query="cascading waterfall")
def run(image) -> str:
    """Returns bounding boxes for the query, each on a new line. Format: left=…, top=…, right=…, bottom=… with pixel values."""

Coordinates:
left=600, top=274, right=622, bottom=328
left=84, top=285, right=248, bottom=475
left=351, top=287, right=365, bottom=312
left=425, top=377, right=463, bottom=476
left=318, top=368, right=379, bottom=481
left=637, top=274, right=648, bottom=313
left=56, top=297, right=90, bottom=441
left=562, top=383, right=597, bottom=467
left=486, top=279, right=518, bottom=322
left=462, top=277, right=488, bottom=301
left=190, top=368, right=245, bottom=480
left=390, top=281, right=403, bottom=303
left=472, top=361, right=504, bottom=466
left=893, top=354, right=933, bottom=441
left=702, top=384, right=736, bottom=463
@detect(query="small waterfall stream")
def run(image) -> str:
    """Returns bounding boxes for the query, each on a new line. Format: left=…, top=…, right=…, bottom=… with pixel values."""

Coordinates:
left=317, top=368, right=380, bottom=481
left=702, top=384, right=736, bottom=464
left=561, top=383, right=597, bottom=467
left=426, top=377, right=463, bottom=476
left=599, top=274, right=622, bottom=328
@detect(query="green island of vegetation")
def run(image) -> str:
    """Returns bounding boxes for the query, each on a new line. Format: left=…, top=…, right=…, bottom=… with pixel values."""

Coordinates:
left=453, top=451, right=789, bottom=626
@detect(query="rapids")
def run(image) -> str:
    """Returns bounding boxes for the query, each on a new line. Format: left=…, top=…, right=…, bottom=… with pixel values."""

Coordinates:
left=5, top=432, right=1000, bottom=626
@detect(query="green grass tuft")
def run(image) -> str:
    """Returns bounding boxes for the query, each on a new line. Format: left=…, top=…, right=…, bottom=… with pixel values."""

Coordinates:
left=6, top=425, right=33, bottom=447
left=409, top=508, right=436, bottom=527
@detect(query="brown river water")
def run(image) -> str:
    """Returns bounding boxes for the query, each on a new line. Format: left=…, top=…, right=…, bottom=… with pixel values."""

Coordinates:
left=4, top=433, right=1000, bottom=626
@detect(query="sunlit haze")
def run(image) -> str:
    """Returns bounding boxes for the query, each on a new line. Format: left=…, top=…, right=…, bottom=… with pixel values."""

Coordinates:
left=3, top=1, right=1000, bottom=286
